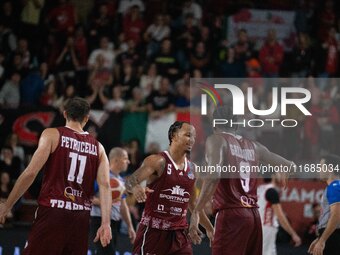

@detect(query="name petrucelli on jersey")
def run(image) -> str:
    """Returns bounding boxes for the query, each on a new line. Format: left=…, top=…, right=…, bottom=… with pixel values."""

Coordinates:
left=60, top=135, right=98, bottom=156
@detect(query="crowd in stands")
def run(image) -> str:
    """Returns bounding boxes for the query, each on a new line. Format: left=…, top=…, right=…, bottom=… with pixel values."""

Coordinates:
left=1, top=0, right=340, bottom=231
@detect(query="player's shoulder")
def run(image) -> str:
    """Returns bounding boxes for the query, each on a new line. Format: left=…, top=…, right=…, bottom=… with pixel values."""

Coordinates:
left=207, top=133, right=226, bottom=145
left=326, top=180, right=340, bottom=204
left=327, top=180, right=340, bottom=193
left=40, top=127, right=60, bottom=141
left=144, top=153, right=166, bottom=166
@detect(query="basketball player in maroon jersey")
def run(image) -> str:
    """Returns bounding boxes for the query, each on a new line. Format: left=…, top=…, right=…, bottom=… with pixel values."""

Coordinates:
left=0, top=97, right=112, bottom=255
left=125, top=121, right=214, bottom=255
left=189, top=106, right=295, bottom=255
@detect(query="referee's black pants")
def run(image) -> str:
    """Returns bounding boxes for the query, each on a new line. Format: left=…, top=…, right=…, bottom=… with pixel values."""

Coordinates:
left=319, top=228, right=340, bottom=255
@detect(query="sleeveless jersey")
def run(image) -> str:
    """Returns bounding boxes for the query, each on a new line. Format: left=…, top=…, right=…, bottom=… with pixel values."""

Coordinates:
left=140, top=151, right=195, bottom=230
left=213, top=132, right=259, bottom=211
left=38, top=126, right=100, bottom=211
left=257, top=183, right=278, bottom=228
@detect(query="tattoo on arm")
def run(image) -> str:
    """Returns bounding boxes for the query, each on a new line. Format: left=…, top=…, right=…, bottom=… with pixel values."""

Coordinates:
left=125, top=174, right=140, bottom=193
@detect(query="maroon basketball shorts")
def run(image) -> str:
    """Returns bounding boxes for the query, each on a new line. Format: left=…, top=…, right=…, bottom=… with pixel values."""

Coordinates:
left=133, top=224, right=192, bottom=255
left=23, top=206, right=90, bottom=255
left=213, top=207, right=262, bottom=255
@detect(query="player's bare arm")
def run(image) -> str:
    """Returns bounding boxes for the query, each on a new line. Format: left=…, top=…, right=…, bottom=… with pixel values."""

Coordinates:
left=125, top=154, right=165, bottom=202
left=93, top=143, right=112, bottom=247
left=254, top=141, right=296, bottom=186
left=0, top=128, right=58, bottom=224
left=120, top=199, right=136, bottom=244
left=189, top=134, right=225, bottom=245
left=308, top=203, right=340, bottom=255
left=188, top=179, right=214, bottom=246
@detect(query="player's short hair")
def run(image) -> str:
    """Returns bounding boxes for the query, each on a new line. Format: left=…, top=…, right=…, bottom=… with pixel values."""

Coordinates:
left=321, top=154, right=340, bottom=176
left=64, top=97, right=90, bottom=123
left=168, top=121, right=190, bottom=145
left=109, top=147, right=127, bottom=160
left=212, top=105, right=238, bottom=131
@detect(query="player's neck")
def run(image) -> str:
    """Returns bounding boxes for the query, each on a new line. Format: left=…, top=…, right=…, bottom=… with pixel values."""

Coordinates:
left=168, top=146, right=186, bottom=163
left=65, top=121, right=84, bottom=133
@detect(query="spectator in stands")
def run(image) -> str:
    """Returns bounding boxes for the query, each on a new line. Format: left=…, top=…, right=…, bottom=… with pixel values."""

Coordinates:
left=117, top=0, right=145, bottom=16
left=259, top=29, right=284, bottom=78
left=182, top=0, right=202, bottom=26
left=20, top=0, right=44, bottom=54
left=39, top=80, right=58, bottom=107
left=317, top=0, right=336, bottom=41
left=47, top=0, right=77, bottom=39
left=0, top=72, right=21, bottom=109
left=315, top=27, right=339, bottom=82
left=139, top=63, right=161, bottom=98
left=15, top=38, right=32, bottom=70
left=176, top=14, right=199, bottom=70
left=4, top=133, right=25, bottom=163
left=39, top=62, right=55, bottom=86
left=115, top=39, right=142, bottom=80
left=144, top=14, right=171, bottom=57
left=73, top=25, right=88, bottom=69
left=147, top=77, right=175, bottom=119
left=122, top=5, right=145, bottom=47
left=88, top=36, right=115, bottom=72
left=0, top=146, right=21, bottom=181
left=175, top=83, right=190, bottom=113
left=89, top=2, right=114, bottom=41
left=125, top=87, right=146, bottom=113
left=116, top=63, right=139, bottom=100
left=233, top=29, right=254, bottom=62
left=0, top=20, right=17, bottom=58
left=290, top=33, right=313, bottom=78
left=99, top=86, right=125, bottom=113
left=6, top=53, right=27, bottom=78
left=20, top=68, right=44, bottom=106
left=53, top=83, right=76, bottom=112
left=152, top=39, right=179, bottom=82
left=218, top=47, right=246, bottom=77
left=190, top=41, right=211, bottom=76
left=55, top=36, right=80, bottom=83
left=0, top=1, right=17, bottom=32
left=294, top=0, right=316, bottom=35
left=88, top=53, right=113, bottom=90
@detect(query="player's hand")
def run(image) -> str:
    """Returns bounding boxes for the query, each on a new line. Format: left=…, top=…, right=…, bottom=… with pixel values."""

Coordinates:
left=308, top=238, right=325, bottom=255
left=128, top=226, right=136, bottom=244
left=133, top=185, right=154, bottom=203
left=188, top=211, right=202, bottom=245
left=292, top=233, right=302, bottom=247
left=0, top=202, right=11, bottom=224
left=94, top=224, right=112, bottom=247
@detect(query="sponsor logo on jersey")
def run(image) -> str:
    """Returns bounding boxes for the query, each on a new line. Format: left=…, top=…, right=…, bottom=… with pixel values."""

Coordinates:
left=50, top=199, right=91, bottom=211
left=159, top=185, right=190, bottom=203
left=64, top=186, right=83, bottom=201
left=162, top=185, right=190, bottom=196
left=240, top=195, right=257, bottom=208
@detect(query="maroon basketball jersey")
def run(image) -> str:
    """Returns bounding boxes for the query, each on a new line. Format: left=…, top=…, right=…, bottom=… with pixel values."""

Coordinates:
left=213, top=132, right=259, bottom=211
left=38, top=126, right=99, bottom=211
left=140, top=151, right=195, bottom=230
